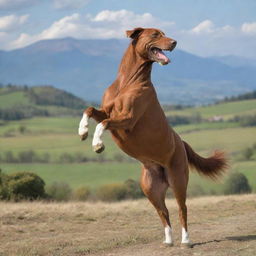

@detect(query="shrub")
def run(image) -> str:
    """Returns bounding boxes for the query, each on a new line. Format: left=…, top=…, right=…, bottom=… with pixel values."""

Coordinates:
left=18, top=150, right=37, bottom=163
left=46, top=182, right=72, bottom=201
left=224, top=172, right=252, bottom=195
left=124, top=179, right=144, bottom=199
left=73, top=186, right=91, bottom=201
left=6, top=172, right=46, bottom=201
left=4, top=151, right=17, bottom=163
left=187, top=184, right=206, bottom=198
left=0, top=170, right=9, bottom=200
left=96, top=183, right=127, bottom=202
left=242, top=148, right=254, bottom=160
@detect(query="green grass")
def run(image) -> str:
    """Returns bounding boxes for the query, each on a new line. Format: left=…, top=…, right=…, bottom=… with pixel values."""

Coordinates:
left=0, top=162, right=141, bottom=189
left=174, top=121, right=239, bottom=134
left=181, top=127, right=256, bottom=153
left=0, top=91, right=30, bottom=108
left=166, top=99, right=256, bottom=120
left=1, top=112, right=256, bottom=193
left=188, top=161, right=256, bottom=194
left=1, top=161, right=255, bottom=192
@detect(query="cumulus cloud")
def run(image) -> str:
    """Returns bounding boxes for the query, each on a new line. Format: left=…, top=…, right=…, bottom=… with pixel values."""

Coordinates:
left=241, top=22, right=256, bottom=35
left=4, top=10, right=256, bottom=58
left=10, top=10, right=174, bottom=49
left=189, top=19, right=234, bottom=35
left=177, top=19, right=256, bottom=57
left=191, top=20, right=214, bottom=34
left=0, top=0, right=38, bottom=10
left=0, top=14, right=29, bottom=31
left=54, top=0, right=90, bottom=10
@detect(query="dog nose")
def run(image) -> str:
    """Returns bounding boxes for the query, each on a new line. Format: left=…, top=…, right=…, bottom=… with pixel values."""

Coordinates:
left=171, top=40, right=177, bottom=47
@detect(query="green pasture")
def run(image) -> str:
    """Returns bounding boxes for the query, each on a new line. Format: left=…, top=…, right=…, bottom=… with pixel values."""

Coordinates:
left=1, top=108, right=256, bottom=193
left=0, top=91, right=30, bottom=108
left=166, top=99, right=256, bottom=120
left=174, top=121, right=239, bottom=134
left=1, top=161, right=255, bottom=193
left=0, top=162, right=141, bottom=189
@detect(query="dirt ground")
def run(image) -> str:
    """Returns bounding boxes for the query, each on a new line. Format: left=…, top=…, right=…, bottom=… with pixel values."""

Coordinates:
left=0, top=194, right=255, bottom=256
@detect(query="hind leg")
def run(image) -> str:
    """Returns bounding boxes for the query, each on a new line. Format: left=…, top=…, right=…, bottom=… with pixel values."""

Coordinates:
left=141, top=163, right=173, bottom=245
left=165, top=149, right=191, bottom=247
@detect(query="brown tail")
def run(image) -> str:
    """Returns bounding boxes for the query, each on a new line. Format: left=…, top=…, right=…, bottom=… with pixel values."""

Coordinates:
left=183, top=141, right=228, bottom=180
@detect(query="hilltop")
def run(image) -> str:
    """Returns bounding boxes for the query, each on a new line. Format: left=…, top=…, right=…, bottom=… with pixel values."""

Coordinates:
left=0, top=85, right=91, bottom=120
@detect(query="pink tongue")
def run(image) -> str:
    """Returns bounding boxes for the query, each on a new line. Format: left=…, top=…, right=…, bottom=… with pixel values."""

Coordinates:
left=157, top=51, right=170, bottom=63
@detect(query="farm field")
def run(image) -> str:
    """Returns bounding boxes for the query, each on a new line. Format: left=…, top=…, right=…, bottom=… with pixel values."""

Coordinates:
left=1, top=87, right=256, bottom=194
left=0, top=194, right=255, bottom=256
left=165, top=98, right=256, bottom=120
left=1, top=115, right=256, bottom=192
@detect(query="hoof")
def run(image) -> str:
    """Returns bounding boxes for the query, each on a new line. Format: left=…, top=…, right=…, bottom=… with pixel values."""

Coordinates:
left=162, top=242, right=174, bottom=248
left=93, top=144, right=105, bottom=153
left=80, top=132, right=88, bottom=141
left=180, top=243, right=192, bottom=249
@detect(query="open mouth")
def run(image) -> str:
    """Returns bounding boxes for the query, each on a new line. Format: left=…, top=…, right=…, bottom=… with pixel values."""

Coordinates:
left=150, top=47, right=171, bottom=65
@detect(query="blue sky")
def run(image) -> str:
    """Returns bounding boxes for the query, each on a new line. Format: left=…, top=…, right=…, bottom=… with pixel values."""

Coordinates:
left=0, top=0, right=256, bottom=57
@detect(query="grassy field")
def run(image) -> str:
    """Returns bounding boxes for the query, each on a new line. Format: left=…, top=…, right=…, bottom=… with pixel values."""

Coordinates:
left=1, top=95, right=256, bottom=193
left=0, top=194, right=255, bottom=256
left=165, top=99, right=256, bottom=120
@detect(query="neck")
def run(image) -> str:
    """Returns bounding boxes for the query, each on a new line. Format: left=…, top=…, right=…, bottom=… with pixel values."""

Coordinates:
left=117, top=43, right=153, bottom=88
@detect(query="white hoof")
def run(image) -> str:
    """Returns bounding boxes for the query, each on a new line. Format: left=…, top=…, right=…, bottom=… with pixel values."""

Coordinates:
left=93, top=143, right=105, bottom=153
left=78, top=113, right=89, bottom=140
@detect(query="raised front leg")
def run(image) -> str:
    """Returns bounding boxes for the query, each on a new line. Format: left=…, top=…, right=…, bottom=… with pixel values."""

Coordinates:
left=91, top=114, right=134, bottom=153
left=78, top=107, right=107, bottom=141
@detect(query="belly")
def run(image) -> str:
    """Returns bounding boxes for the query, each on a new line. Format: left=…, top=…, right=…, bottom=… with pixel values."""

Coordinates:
left=110, top=109, right=175, bottom=164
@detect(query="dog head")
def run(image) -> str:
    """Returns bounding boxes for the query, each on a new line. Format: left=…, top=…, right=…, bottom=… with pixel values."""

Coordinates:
left=126, top=27, right=177, bottom=65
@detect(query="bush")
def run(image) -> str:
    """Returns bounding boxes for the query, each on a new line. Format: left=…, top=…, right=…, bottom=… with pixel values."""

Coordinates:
left=46, top=182, right=72, bottom=201
left=124, top=179, right=144, bottom=199
left=187, top=184, right=206, bottom=198
left=0, top=170, right=9, bottom=200
left=73, top=186, right=91, bottom=201
left=242, top=148, right=254, bottom=160
left=6, top=172, right=46, bottom=201
left=18, top=150, right=37, bottom=163
left=224, top=172, right=252, bottom=195
left=96, top=183, right=127, bottom=202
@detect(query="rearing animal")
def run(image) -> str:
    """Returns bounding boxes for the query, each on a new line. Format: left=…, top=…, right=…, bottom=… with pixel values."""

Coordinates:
left=78, top=27, right=227, bottom=247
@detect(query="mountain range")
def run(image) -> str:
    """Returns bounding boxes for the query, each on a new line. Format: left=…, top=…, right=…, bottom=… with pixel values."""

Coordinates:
left=1, top=37, right=256, bottom=105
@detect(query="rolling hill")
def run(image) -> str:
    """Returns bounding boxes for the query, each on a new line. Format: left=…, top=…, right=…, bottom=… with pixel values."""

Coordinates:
left=1, top=37, right=256, bottom=104
left=0, top=85, right=91, bottom=120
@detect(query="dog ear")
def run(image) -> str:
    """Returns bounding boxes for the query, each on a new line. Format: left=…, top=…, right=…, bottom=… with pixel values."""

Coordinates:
left=126, top=27, right=144, bottom=39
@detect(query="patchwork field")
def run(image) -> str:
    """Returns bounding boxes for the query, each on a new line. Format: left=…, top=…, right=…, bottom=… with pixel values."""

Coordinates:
left=1, top=86, right=256, bottom=195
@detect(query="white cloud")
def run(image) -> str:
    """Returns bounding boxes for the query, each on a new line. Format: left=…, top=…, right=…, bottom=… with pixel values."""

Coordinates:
left=0, top=0, right=38, bottom=10
left=191, top=20, right=214, bottom=34
left=54, top=0, right=90, bottom=10
left=189, top=19, right=234, bottom=35
left=241, top=22, right=256, bottom=35
left=0, top=14, right=29, bottom=31
left=10, top=10, right=175, bottom=49
left=92, top=9, right=174, bottom=30
left=176, top=20, right=256, bottom=58
left=3, top=10, right=256, bottom=58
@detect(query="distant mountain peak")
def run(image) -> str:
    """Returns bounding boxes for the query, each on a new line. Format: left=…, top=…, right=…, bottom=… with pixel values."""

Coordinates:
left=0, top=38, right=255, bottom=104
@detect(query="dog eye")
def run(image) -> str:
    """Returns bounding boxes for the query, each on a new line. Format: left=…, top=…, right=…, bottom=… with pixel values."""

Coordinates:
left=151, top=33, right=160, bottom=38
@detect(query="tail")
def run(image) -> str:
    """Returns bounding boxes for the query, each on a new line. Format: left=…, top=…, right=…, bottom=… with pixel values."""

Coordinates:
left=183, top=141, right=228, bottom=180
